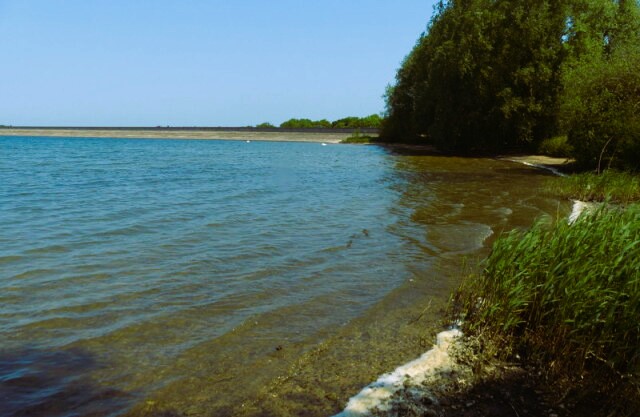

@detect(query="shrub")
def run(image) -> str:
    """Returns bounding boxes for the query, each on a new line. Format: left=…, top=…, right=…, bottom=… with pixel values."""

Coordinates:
left=562, top=48, right=640, bottom=171
left=538, top=135, right=573, bottom=158
left=459, top=204, right=640, bottom=394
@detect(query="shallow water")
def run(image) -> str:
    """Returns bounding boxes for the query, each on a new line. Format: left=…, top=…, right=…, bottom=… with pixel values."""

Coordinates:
left=0, top=137, right=565, bottom=416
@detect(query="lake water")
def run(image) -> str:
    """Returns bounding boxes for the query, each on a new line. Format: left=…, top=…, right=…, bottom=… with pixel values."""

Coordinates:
left=0, top=136, right=565, bottom=416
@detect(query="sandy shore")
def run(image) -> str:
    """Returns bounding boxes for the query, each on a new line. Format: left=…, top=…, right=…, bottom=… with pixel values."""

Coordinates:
left=497, top=154, right=575, bottom=176
left=497, top=154, right=574, bottom=167
left=0, top=128, right=356, bottom=144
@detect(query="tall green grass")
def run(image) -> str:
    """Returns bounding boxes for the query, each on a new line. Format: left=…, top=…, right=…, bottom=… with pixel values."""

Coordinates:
left=546, top=170, right=640, bottom=204
left=459, top=204, right=640, bottom=388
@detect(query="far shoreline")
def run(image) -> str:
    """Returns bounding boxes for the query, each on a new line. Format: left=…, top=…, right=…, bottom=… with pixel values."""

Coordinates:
left=0, top=127, right=378, bottom=144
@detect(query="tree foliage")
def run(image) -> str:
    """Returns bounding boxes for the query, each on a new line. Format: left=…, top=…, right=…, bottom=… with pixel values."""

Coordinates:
left=562, top=46, right=640, bottom=170
left=382, top=0, right=640, bottom=166
left=561, top=1, right=640, bottom=170
left=277, top=114, right=381, bottom=129
left=279, top=118, right=331, bottom=129
left=255, top=122, right=276, bottom=128
left=331, top=114, right=382, bottom=129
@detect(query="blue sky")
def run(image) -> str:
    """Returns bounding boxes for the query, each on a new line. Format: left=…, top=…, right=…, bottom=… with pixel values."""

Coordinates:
left=0, top=1, right=437, bottom=126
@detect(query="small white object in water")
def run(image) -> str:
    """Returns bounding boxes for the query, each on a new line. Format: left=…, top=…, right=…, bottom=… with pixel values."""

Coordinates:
left=322, top=143, right=327, bottom=146
left=246, top=140, right=251, bottom=143
left=333, top=328, right=463, bottom=417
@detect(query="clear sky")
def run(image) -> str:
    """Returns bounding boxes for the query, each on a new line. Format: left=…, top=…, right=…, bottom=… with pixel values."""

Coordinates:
left=0, top=1, right=437, bottom=126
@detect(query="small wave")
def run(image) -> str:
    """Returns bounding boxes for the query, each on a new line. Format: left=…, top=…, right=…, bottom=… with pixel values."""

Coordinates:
left=25, top=244, right=70, bottom=255
left=494, top=207, right=513, bottom=217
left=46, top=299, right=114, bottom=316
left=20, top=315, right=83, bottom=331
left=94, top=224, right=150, bottom=237
left=11, top=268, right=58, bottom=280
left=334, top=329, right=462, bottom=416
left=0, top=255, right=24, bottom=264
left=427, top=223, right=493, bottom=255
left=320, top=245, right=348, bottom=253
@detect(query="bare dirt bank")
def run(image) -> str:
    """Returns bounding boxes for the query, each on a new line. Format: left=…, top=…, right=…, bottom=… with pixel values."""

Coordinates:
left=0, top=128, right=356, bottom=143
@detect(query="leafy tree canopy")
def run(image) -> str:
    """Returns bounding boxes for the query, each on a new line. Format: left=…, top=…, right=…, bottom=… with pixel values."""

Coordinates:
left=255, top=122, right=276, bottom=128
left=275, top=115, right=381, bottom=129
left=279, top=118, right=331, bottom=129
left=382, top=0, right=640, bottom=168
left=332, top=114, right=382, bottom=129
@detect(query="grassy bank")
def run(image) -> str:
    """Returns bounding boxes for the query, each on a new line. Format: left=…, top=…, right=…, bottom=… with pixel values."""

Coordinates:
left=546, top=170, right=640, bottom=204
left=454, top=171, right=640, bottom=416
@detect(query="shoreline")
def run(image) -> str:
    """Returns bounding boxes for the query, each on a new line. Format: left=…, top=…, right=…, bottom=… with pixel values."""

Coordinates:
left=0, top=128, right=358, bottom=144
left=496, top=154, right=574, bottom=176
left=345, top=158, right=638, bottom=417
left=333, top=155, right=576, bottom=417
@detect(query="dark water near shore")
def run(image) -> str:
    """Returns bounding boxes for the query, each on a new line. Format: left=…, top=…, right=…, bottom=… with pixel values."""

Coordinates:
left=0, top=136, right=565, bottom=416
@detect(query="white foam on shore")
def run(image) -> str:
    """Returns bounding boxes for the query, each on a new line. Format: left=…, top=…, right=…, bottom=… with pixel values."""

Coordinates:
left=568, top=199, right=598, bottom=224
left=333, top=328, right=462, bottom=417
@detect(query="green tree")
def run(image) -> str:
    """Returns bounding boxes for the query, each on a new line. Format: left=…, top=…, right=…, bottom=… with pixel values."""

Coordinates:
left=279, top=118, right=330, bottom=128
left=331, top=115, right=381, bottom=129
left=316, top=119, right=332, bottom=128
left=255, top=122, right=275, bottom=128
left=561, top=0, right=640, bottom=170
left=359, top=114, right=383, bottom=128
left=562, top=50, right=640, bottom=171
left=381, top=0, right=640, bottom=156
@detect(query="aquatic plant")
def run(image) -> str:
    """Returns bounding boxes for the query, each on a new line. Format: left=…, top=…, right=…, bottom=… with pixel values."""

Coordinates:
left=457, top=204, right=640, bottom=410
left=546, top=170, right=640, bottom=204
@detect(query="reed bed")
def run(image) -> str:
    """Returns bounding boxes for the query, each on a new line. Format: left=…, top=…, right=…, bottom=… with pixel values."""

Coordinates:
left=457, top=204, right=640, bottom=406
left=546, top=170, right=640, bottom=204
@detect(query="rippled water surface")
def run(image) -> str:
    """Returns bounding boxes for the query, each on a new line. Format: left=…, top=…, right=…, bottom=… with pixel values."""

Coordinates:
left=0, top=136, right=565, bottom=416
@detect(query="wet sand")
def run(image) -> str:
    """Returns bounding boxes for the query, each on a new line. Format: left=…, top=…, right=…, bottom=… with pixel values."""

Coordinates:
left=497, top=155, right=573, bottom=166
left=0, top=128, right=357, bottom=143
left=497, top=154, right=575, bottom=174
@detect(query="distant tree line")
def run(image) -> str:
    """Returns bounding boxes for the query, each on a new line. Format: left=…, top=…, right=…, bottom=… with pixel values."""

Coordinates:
left=381, top=0, right=640, bottom=170
left=255, top=114, right=382, bottom=130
